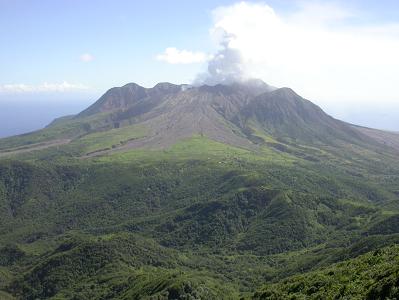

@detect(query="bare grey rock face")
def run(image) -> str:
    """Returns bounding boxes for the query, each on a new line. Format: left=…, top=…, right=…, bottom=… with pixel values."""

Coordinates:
left=72, top=79, right=386, bottom=150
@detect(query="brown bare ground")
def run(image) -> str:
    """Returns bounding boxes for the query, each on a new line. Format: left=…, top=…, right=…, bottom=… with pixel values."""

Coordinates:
left=353, top=126, right=399, bottom=151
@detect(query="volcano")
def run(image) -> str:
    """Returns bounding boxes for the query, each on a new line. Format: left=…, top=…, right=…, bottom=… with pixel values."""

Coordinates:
left=1, top=80, right=399, bottom=299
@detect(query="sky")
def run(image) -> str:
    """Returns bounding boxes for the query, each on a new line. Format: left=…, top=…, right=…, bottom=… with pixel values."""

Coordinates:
left=1, top=0, right=399, bottom=137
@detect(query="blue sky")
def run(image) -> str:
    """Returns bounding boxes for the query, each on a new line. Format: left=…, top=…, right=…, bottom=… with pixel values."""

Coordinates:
left=1, top=0, right=224, bottom=88
left=1, top=0, right=399, bottom=136
left=2, top=0, right=398, bottom=89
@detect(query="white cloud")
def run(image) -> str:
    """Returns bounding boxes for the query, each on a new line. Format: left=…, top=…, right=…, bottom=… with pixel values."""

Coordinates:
left=0, top=81, right=89, bottom=93
left=196, top=1, right=399, bottom=108
left=80, top=53, right=94, bottom=62
left=289, top=1, right=355, bottom=25
left=156, top=47, right=210, bottom=64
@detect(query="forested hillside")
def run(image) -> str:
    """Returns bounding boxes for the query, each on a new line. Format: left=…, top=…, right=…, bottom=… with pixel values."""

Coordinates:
left=1, top=81, right=399, bottom=299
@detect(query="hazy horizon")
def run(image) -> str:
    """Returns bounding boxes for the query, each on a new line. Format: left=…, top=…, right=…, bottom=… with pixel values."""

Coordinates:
left=0, top=93, right=96, bottom=138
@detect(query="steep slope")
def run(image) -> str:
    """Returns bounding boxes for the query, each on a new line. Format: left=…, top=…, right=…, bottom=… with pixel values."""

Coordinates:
left=353, top=125, right=399, bottom=151
left=78, top=81, right=377, bottom=150
left=237, top=87, right=371, bottom=146
left=76, top=80, right=275, bottom=149
left=78, top=82, right=182, bottom=117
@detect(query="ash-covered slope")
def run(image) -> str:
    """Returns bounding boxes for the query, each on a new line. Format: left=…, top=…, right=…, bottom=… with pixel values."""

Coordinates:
left=72, top=80, right=276, bottom=148
left=79, top=78, right=274, bottom=119
left=237, top=87, right=369, bottom=145
left=353, top=126, right=399, bottom=151
left=78, top=82, right=183, bottom=117
left=70, top=79, right=380, bottom=150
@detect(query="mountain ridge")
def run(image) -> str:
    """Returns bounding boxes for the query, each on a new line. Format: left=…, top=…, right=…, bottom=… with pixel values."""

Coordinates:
left=64, top=79, right=390, bottom=151
left=0, top=79, right=397, bottom=157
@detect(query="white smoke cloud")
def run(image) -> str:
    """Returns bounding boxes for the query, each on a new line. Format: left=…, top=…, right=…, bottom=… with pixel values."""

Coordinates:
left=194, top=2, right=280, bottom=85
left=194, top=1, right=399, bottom=108
left=194, top=32, right=246, bottom=85
left=0, top=81, right=89, bottom=93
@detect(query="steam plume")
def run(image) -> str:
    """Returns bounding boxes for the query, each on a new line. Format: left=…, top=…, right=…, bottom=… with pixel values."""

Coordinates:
left=194, top=31, right=247, bottom=86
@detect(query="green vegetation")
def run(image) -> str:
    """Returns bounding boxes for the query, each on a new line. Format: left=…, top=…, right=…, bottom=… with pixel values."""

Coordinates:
left=0, top=138, right=397, bottom=298
left=72, top=124, right=147, bottom=154
left=0, top=96, right=399, bottom=299
left=253, top=245, right=399, bottom=299
left=7, top=233, right=237, bottom=300
left=0, top=113, right=110, bottom=151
